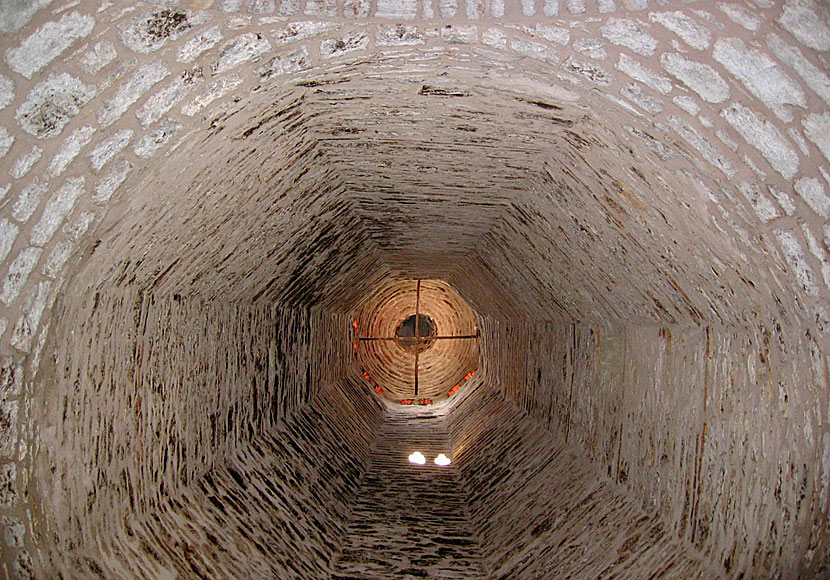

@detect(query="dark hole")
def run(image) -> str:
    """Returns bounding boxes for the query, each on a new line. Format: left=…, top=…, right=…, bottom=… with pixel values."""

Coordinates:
left=395, top=314, right=436, bottom=354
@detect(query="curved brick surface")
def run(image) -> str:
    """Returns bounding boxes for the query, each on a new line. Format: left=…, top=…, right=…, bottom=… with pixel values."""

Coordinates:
left=0, top=0, right=826, bottom=578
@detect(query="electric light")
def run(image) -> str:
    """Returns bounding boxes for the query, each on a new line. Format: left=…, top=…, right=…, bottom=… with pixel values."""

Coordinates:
left=434, top=454, right=451, bottom=466
left=408, top=452, right=426, bottom=465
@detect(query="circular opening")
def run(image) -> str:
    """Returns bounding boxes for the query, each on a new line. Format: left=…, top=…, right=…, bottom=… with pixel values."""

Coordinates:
left=395, top=313, right=437, bottom=354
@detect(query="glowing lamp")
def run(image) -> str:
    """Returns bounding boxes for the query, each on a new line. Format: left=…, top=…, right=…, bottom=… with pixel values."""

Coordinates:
left=434, top=454, right=451, bottom=466
left=408, top=452, right=426, bottom=465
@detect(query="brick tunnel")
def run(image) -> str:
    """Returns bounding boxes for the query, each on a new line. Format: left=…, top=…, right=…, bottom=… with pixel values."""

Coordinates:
left=0, top=1, right=829, bottom=578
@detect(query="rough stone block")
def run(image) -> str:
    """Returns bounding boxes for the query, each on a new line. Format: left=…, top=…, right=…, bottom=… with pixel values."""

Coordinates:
left=0, top=399, right=18, bottom=457
left=88, top=129, right=133, bottom=172
left=0, top=247, right=42, bottom=306
left=320, top=32, right=368, bottom=59
left=182, top=74, right=242, bottom=116
left=802, top=113, right=830, bottom=163
left=661, top=53, right=728, bottom=103
left=768, top=34, right=830, bottom=107
left=737, top=181, right=779, bottom=223
left=719, top=3, right=761, bottom=30
left=572, top=37, right=606, bottom=60
left=10, top=146, right=42, bottom=180
left=62, top=211, right=95, bottom=242
left=12, top=181, right=47, bottom=222
left=80, top=41, right=117, bottom=75
left=16, top=74, right=96, bottom=138
left=120, top=8, right=199, bottom=54
left=0, top=74, right=13, bottom=111
left=621, top=83, right=662, bottom=113
left=713, top=38, right=807, bottom=122
left=47, top=125, right=95, bottom=178
left=260, top=47, right=312, bottom=80
left=272, top=21, right=341, bottom=46
left=564, top=58, right=614, bottom=86
left=0, top=463, right=16, bottom=507
left=649, top=11, right=710, bottom=50
left=601, top=18, right=658, bottom=56
left=668, top=115, right=736, bottom=178
left=1, top=516, right=24, bottom=548
left=376, top=24, right=424, bottom=46
left=521, top=24, right=570, bottom=45
left=0, top=0, right=50, bottom=34
left=794, top=177, right=830, bottom=219
left=30, top=177, right=84, bottom=247
left=510, top=38, right=559, bottom=64
left=721, top=103, right=799, bottom=180
left=0, top=357, right=22, bottom=400
left=5, top=11, right=94, bottom=79
left=137, top=69, right=203, bottom=128
left=215, top=33, right=272, bottom=73
left=344, top=0, right=370, bottom=17
left=441, top=25, right=477, bottom=44
left=774, top=228, right=817, bottom=296
left=305, top=0, right=337, bottom=16
left=134, top=120, right=182, bottom=159
left=778, top=0, right=830, bottom=51
left=376, top=0, right=418, bottom=19
left=177, top=25, right=223, bottom=62
left=97, top=62, right=169, bottom=127
left=11, top=280, right=50, bottom=352
left=93, top=158, right=131, bottom=204
left=482, top=28, right=507, bottom=49
left=616, top=53, right=671, bottom=94
left=0, top=126, right=13, bottom=159
left=43, top=240, right=74, bottom=278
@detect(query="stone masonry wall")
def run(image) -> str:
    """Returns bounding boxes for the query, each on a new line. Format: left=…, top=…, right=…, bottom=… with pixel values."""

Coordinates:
left=444, top=370, right=715, bottom=578
left=331, top=407, right=486, bottom=579
left=0, top=0, right=827, bottom=577
left=92, top=376, right=385, bottom=580
left=485, top=316, right=830, bottom=578
left=29, top=287, right=356, bottom=577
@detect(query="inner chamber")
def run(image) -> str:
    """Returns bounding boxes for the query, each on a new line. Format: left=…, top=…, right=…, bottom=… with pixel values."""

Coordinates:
left=6, top=2, right=828, bottom=579
left=355, top=279, right=479, bottom=403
